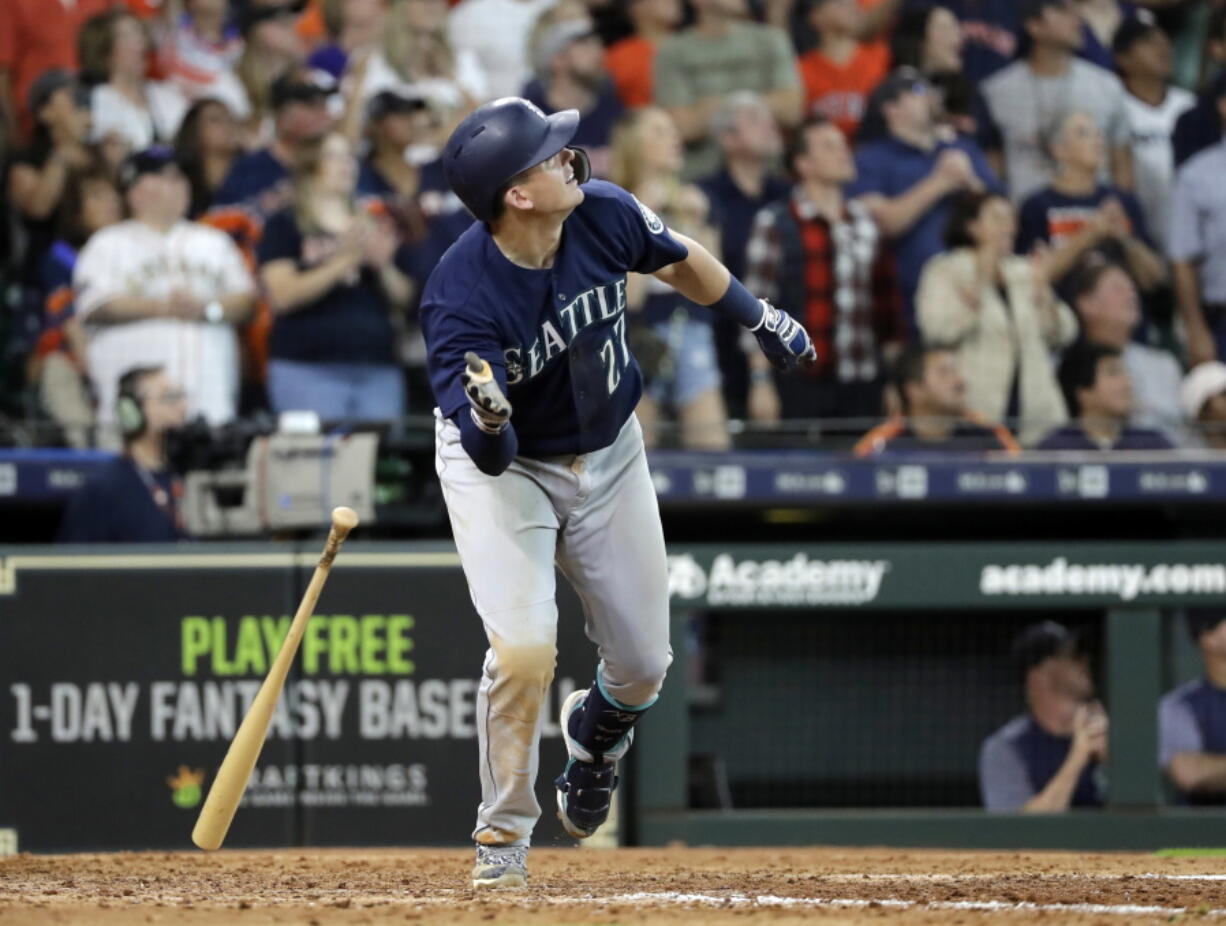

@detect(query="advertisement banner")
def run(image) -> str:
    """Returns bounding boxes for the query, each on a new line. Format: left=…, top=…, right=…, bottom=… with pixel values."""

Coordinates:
left=0, top=546, right=591, bottom=851
left=666, top=542, right=1226, bottom=610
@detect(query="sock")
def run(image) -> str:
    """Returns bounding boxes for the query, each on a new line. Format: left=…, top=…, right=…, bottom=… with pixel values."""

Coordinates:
left=569, top=679, right=654, bottom=762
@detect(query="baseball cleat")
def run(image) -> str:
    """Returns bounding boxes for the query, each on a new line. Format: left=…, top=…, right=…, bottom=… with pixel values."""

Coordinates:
left=471, top=844, right=528, bottom=890
left=555, top=689, right=618, bottom=839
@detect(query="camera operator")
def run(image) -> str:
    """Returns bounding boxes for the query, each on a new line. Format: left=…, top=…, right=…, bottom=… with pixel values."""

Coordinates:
left=58, top=366, right=188, bottom=543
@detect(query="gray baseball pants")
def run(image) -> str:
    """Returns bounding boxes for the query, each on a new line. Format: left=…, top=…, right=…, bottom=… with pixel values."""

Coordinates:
left=434, top=411, right=672, bottom=846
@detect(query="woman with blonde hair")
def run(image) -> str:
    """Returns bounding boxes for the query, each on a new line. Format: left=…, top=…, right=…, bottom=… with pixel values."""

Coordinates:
left=234, top=2, right=309, bottom=145
left=610, top=105, right=731, bottom=450
left=346, top=0, right=487, bottom=134
left=917, top=190, right=1078, bottom=445
left=257, top=132, right=414, bottom=421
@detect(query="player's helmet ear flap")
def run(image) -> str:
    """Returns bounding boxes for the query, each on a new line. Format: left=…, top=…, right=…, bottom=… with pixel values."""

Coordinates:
left=566, top=147, right=591, bottom=186
left=116, top=388, right=147, bottom=441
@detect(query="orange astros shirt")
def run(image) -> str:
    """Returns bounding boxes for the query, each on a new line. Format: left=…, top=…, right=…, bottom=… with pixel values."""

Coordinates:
left=798, top=41, right=890, bottom=139
left=606, top=36, right=655, bottom=109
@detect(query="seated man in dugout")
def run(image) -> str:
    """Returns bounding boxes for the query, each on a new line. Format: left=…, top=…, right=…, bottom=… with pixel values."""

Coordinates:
left=854, top=344, right=1019, bottom=455
left=1160, top=609, right=1226, bottom=805
left=979, top=621, right=1107, bottom=812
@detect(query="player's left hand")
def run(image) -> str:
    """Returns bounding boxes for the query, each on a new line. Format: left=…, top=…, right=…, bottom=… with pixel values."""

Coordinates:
left=749, top=300, right=816, bottom=371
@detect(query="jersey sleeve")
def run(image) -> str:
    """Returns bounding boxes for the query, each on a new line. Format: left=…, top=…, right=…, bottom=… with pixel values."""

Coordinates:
left=1168, top=165, right=1205, bottom=262
left=584, top=180, right=689, bottom=275
left=72, top=232, right=121, bottom=320
left=978, top=731, right=1036, bottom=811
left=845, top=145, right=885, bottom=199
left=963, top=140, right=1003, bottom=195
left=652, top=38, right=692, bottom=108
left=1159, top=691, right=1205, bottom=768
left=763, top=25, right=801, bottom=91
left=212, top=229, right=256, bottom=295
left=421, top=289, right=507, bottom=421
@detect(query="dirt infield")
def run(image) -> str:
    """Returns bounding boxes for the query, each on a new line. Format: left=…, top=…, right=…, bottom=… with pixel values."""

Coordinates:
left=2, top=846, right=1225, bottom=925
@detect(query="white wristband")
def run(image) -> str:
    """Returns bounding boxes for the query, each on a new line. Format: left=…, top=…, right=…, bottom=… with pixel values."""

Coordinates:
left=470, top=407, right=507, bottom=435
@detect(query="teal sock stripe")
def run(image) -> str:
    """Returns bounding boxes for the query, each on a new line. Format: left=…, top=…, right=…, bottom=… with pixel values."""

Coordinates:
left=595, top=670, right=658, bottom=712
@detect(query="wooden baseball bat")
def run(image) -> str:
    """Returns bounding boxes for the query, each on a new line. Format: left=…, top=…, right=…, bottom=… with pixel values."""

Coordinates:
left=191, top=506, right=360, bottom=851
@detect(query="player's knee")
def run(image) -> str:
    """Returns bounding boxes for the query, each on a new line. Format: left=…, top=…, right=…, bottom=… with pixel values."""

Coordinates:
left=602, top=647, right=672, bottom=707
left=489, top=630, right=558, bottom=686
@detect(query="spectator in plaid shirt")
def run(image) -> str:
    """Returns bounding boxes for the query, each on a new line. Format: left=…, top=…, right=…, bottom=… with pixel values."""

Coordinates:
left=744, top=114, right=904, bottom=422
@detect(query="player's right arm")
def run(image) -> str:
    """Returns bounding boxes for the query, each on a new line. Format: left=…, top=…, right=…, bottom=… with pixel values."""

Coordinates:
left=421, top=283, right=519, bottom=476
left=457, top=352, right=518, bottom=476
left=653, top=229, right=815, bottom=371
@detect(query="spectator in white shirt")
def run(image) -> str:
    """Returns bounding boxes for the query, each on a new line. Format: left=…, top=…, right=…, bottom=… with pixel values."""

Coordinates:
left=447, top=0, right=557, bottom=101
left=1113, top=11, right=1193, bottom=251
left=978, top=0, right=1132, bottom=204
left=80, top=9, right=188, bottom=159
left=348, top=0, right=488, bottom=125
left=157, top=0, right=248, bottom=118
left=73, top=147, right=256, bottom=432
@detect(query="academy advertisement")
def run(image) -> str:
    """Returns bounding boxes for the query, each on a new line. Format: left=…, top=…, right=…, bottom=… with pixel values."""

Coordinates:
left=0, top=548, right=589, bottom=851
left=666, top=543, right=1226, bottom=610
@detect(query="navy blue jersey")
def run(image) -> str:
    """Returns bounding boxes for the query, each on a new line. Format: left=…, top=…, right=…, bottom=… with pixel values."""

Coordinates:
left=1037, top=424, right=1174, bottom=452
left=57, top=457, right=183, bottom=543
left=421, top=180, right=689, bottom=457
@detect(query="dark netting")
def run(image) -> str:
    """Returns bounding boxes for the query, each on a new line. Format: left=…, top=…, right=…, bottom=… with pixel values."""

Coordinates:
left=685, top=610, right=1104, bottom=809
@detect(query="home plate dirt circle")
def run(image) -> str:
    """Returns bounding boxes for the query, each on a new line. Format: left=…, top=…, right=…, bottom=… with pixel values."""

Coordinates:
left=3, top=847, right=1225, bottom=924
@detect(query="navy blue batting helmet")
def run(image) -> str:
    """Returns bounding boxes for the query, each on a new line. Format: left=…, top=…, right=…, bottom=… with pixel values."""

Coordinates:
left=443, top=97, right=591, bottom=222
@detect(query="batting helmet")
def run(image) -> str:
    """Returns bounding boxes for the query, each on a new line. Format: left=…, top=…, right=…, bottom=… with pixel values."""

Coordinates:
left=443, top=97, right=592, bottom=222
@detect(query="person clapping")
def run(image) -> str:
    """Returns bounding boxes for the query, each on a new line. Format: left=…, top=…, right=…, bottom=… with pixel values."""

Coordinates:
left=258, top=132, right=413, bottom=422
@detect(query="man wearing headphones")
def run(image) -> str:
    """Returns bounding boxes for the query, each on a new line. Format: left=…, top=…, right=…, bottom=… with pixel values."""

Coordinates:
left=58, top=366, right=188, bottom=543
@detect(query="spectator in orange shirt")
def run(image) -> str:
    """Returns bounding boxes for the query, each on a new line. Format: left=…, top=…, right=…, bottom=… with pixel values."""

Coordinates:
left=0, top=0, right=117, bottom=140
left=605, top=0, right=682, bottom=110
left=798, top=0, right=890, bottom=139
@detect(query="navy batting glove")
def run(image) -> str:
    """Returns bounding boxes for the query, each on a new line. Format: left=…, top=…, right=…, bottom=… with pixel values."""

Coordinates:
left=750, top=300, right=816, bottom=371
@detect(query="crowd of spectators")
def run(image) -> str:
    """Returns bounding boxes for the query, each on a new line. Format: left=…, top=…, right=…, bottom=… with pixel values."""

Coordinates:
left=4, top=0, right=1226, bottom=458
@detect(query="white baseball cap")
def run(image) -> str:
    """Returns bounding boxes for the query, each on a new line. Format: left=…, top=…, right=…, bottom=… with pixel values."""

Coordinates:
left=1181, top=361, right=1226, bottom=420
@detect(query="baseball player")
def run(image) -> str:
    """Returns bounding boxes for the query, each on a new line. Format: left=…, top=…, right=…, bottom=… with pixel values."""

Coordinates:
left=421, top=97, right=815, bottom=889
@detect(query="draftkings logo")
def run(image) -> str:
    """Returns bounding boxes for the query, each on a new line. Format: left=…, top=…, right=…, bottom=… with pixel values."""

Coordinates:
left=167, top=766, right=206, bottom=809
left=668, top=553, right=890, bottom=606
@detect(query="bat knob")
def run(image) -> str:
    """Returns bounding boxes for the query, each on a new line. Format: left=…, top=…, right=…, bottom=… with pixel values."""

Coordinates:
left=331, top=507, right=359, bottom=532
left=464, top=351, right=486, bottom=375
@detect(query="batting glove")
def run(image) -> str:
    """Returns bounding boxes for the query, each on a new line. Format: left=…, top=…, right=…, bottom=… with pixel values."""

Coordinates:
left=461, top=351, right=513, bottom=434
left=749, top=300, right=817, bottom=371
